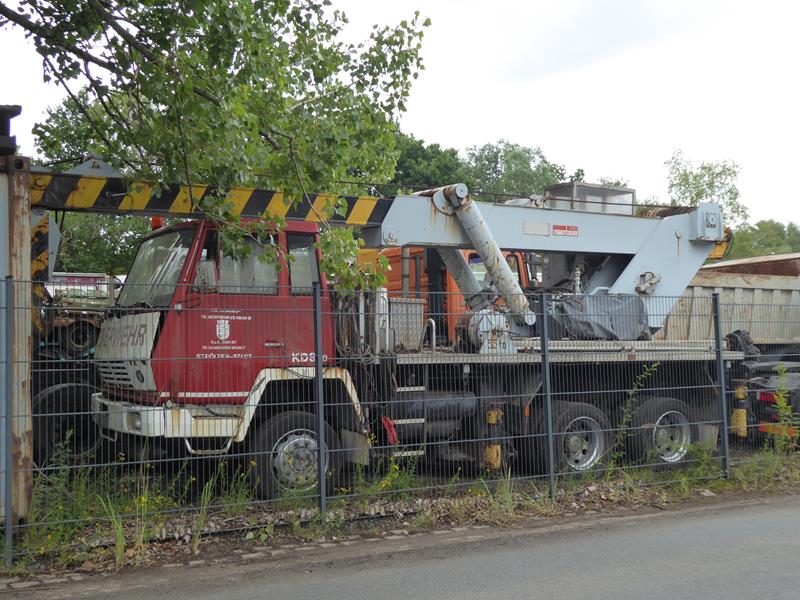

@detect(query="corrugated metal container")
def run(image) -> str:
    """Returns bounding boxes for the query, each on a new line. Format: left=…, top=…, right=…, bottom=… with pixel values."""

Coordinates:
left=656, top=270, right=800, bottom=344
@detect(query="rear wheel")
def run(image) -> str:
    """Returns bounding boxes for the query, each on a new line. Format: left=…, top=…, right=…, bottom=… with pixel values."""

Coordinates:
left=630, top=397, right=698, bottom=468
left=518, top=401, right=612, bottom=475
left=247, top=411, right=340, bottom=500
left=553, top=402, right=612, bottom=475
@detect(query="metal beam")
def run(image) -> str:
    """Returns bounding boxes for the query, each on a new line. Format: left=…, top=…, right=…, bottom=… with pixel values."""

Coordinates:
left=1, top=156, right=32, bottom=525
left=362, top=194, right=724, bottom=253
left=30, top=170, right=394, bottom=226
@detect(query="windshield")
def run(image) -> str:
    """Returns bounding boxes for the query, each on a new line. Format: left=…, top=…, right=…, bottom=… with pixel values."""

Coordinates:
left=117, top=228, right=195, bottom=308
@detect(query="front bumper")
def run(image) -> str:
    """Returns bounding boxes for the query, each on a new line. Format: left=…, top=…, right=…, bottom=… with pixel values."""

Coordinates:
left=91, top=392, right=242, bottom=440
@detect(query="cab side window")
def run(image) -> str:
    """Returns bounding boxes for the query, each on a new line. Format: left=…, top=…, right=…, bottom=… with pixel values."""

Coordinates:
left=219, top=238, right=279, bottom=295
left=287, top=235, right=318, bottom=295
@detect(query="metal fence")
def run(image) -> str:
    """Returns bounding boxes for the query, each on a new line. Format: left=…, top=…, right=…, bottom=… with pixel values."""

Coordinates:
left=2, top=278, right=799, bottom=565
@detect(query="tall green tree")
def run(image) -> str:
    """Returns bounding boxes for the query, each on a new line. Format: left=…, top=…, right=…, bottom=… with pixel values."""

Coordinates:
left=55, top=214, right=151, bottom=275
left=465, top=140, right=568, bottom=200
left=2, top=0, right=429, bottom=286
left=390, top=132, right=471, bottom=191
left=726, top=219, right=800, bottom=259
left=666, top=149, right=748, bottom=226
left=33, top=91, right=152, bottom=276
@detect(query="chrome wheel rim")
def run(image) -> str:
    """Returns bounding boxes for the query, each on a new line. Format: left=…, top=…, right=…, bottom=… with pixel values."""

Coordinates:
left=271, top=428, right=324, bottom=491
left=652, top=410, right=691, bottom=463
left=560, top=416, right=605, bottom=471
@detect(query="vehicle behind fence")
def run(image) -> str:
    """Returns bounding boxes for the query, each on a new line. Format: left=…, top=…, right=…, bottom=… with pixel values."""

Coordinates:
left=2, top=278, right=799, bottom=565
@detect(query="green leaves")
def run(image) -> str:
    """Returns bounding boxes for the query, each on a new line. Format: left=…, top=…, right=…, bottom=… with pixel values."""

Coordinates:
left=666, top=149, right=748, bottom=227
left=55, top=213, right=152, bottom=275
left=11, top=0, right=429, bottom=284
left=390, top=134, right=572, bottom=201
left=726, top=219, right=800, bottom=259
left=318, top=227, right=387, bottom=292
left=466, top=140, right=566, bottom=200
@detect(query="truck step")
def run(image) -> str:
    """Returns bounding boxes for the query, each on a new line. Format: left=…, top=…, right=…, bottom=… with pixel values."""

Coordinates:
left=393, top=449, right=425, bottom=458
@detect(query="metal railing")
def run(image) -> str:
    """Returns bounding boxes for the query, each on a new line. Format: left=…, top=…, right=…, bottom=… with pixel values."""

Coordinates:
left=2, top=280, right=799, bottom=565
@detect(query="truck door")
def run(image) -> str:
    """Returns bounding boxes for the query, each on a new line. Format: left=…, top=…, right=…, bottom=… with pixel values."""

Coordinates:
left=283, top=232, right=334, bottom=366
left=182, top=230, right=287, bottom=403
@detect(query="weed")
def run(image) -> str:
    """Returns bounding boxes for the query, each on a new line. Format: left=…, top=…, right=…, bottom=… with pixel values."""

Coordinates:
left=375, top=455, right=419, bottom=497
left=768, top=364, right=799, bottom=454
left=272, top=486, right=317, bottom=512
left=18, top=437, right=93, bottom=565
left=192, top=470, right=218, bottom=555
left=98, top=495, right=125, bottom=568
left=606, top=362, right=660, bottom=480
left=245, top=523, right=276, bottom=544
left=218, top=461, right=255, bottom=517
left=346, top=454, right=420, bottom=506
left=474, top=470, right=516, bottom=525
left=409, top=510, right=438, bottom=530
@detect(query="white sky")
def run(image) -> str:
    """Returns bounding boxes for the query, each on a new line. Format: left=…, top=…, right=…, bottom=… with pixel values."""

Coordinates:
left=2, top=0, right=799, bottom=223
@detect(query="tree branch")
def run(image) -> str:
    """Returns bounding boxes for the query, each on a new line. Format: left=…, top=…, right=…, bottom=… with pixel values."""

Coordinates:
left=0, top=2, right=126, bottom=77
left=85, top=0, right=223, bottom=106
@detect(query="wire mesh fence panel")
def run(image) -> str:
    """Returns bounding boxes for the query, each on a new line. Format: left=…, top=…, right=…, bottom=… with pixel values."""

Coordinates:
left=4, top=267, right=800, bottom=563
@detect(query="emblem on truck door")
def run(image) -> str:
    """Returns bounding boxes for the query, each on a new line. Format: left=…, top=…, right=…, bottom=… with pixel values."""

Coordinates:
left=216, top=319, right=230, bottom=341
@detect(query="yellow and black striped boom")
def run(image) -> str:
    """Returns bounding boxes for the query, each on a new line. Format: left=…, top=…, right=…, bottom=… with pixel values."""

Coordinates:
left=30, top=172, right=394, bottom=227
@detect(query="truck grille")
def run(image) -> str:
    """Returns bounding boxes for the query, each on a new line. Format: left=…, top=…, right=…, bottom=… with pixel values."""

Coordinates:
left=97, top=360, right=134, bottom=389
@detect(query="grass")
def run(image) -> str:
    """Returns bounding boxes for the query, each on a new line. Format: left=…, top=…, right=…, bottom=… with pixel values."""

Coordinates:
left=192, top=470, right=218, bottom=555
left=97, top=494, right=125, bottom=568
left=218, top=461, right=255, bottom=517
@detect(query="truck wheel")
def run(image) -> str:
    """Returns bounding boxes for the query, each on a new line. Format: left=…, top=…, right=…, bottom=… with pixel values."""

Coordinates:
left=518, top=401, right=611, bottom=475
left=33, top=382, right=103, bottom=467
left=58, top=322, right=99, bottom=357
left=630, top=397, right=697, bottom=467
left=553, top=401, right=612, bottom=475
left=248, top=411, right=340, bottom=500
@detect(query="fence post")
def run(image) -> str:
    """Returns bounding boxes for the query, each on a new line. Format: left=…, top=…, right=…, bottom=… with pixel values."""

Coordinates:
left=4, top=277, right=13, bottom=569
left=712, top=293, right=731, bottom=479
left=538, top=292, right=556, bottom=500
left=312, top=281, right=327, bottom=521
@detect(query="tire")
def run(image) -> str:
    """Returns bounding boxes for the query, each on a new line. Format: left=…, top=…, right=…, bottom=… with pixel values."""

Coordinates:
left=247, top=411, right=340, bottom=500
left=58, top=322, right=99, bottom=357
left=33, top=381, right=104, bottom=467
left=518, top=401, right=612, bottom=476
left=552, top=401, right=612, bottom=475
left=629, top=396, right=698, bottom=468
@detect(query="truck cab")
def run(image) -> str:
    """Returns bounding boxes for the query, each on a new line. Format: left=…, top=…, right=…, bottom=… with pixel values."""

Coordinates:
left=91, top=218, right=364, bottom=486
left=95, top=219, right=334, bottom=405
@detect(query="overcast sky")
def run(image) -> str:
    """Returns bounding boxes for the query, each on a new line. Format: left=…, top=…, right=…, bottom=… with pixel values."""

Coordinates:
left=2, top=0, right=798, bottom=223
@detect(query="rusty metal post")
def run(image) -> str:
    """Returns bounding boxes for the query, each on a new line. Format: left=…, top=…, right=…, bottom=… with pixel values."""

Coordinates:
left=4, top=277, right=13, bottom=568
left=2, top=154, right=33, bottom=526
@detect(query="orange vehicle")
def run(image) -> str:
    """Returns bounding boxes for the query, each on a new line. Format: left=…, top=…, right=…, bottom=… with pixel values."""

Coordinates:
left=361, top=247, right=534, bottom=344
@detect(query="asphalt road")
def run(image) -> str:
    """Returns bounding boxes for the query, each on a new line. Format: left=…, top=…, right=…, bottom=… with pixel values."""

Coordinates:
left=19, top=495, right=800, bottom=600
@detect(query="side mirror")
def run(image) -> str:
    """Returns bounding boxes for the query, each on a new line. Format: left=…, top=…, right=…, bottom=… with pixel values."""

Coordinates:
left=194, top=260, right=218, bottom=292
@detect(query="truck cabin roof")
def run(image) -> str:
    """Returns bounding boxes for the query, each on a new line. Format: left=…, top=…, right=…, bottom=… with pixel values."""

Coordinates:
left=142, top=218, right=320, bottom=242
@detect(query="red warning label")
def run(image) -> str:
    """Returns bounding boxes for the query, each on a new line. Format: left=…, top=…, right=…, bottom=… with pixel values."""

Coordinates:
left=552, top=224, right=579, bottom=236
